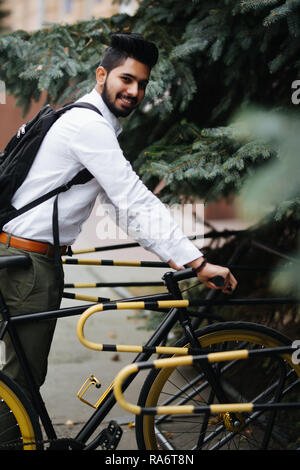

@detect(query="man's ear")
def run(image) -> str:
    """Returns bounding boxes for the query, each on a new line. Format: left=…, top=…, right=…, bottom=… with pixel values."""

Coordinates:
left=95, top=66, right=107, bottom=92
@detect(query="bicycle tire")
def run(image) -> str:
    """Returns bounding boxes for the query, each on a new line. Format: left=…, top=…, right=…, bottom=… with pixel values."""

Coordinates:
left=0, top=371, right=43, bottom=450
left=136, top=321, right=300, bottom=450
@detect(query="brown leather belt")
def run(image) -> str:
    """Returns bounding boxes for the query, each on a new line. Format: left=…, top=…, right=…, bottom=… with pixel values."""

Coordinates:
left=0, top=232, right=67, bottom=257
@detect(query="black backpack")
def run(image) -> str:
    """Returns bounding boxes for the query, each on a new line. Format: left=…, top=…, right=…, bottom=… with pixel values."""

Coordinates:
left=0, top=101, right=102, bottom=270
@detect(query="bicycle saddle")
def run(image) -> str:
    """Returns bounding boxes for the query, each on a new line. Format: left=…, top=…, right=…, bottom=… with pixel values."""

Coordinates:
left=0, top=254, right=32, bottom=270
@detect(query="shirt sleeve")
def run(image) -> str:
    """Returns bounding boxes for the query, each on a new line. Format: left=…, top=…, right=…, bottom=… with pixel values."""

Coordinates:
left=70, top=118, right=202, bottom=266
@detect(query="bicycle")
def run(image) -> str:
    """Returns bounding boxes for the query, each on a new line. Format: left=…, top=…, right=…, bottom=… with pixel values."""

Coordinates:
left=0, top=251, right=300, bottom=450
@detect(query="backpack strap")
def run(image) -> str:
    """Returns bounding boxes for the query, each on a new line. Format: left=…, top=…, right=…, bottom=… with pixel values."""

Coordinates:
left=57, top=101, right=103, bottom=116
left=9, top=168, right=93, bottom=220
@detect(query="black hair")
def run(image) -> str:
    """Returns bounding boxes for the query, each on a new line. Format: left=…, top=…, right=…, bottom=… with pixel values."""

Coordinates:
left=100, top=33, right=158, bottom=73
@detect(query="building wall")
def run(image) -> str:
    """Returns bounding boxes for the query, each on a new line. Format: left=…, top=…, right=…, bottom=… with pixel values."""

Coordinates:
left=0, top=93, right=48, bottom=151
left=2, top=0, right=137, bottom=31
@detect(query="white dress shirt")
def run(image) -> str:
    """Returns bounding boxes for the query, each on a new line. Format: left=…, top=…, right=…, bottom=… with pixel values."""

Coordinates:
left=4, top=89, right=202, bottom=266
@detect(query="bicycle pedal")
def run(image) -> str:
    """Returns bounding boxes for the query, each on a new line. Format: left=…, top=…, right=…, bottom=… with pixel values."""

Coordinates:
left=98, top=420, right=123, bottom=450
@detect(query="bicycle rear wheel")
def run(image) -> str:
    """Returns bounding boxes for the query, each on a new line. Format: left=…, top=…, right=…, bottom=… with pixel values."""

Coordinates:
left=136, top=321, right=300, bottom=450
left=0, top=371, right=42, bottom=450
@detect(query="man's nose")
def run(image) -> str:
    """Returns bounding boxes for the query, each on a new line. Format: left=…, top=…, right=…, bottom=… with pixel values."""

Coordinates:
left=126, top=81, right=139, bottom=97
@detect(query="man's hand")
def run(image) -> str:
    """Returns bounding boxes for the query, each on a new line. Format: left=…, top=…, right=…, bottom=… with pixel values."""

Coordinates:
left=189, top=257, right=237, bottom=294
left=194, top=261, right=237, bottom=294
left=168, top=257, right=237, bottom=294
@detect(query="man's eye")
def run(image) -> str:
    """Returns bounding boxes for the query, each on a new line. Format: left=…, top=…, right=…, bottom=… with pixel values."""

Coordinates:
left=122, top=77, right=131, bottom=83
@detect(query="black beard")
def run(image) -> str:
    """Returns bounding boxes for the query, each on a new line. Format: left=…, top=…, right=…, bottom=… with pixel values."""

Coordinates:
left=101, top=82, right=136, bottom=118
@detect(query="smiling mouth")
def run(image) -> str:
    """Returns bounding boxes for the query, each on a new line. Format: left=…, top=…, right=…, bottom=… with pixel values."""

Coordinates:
left=118, top=95, right=137, bottom=108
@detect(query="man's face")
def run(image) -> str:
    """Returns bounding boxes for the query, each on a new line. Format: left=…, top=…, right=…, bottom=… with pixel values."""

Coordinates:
left=100, top=57, right=150, bottom=118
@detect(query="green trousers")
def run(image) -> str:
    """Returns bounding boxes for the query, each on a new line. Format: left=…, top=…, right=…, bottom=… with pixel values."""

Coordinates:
left=0, top=242, right=64, bottom=398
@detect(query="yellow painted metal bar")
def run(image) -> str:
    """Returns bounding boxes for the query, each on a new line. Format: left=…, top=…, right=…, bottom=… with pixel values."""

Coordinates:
left=77, top=300, right=190, bottom=352
left=158, top=299, right=189, bottom=308
left=62, top=258, right=100, bottom=265
left=113, top=260, right=142, bottom=266
left=72, top=248, right=96, bottom=254
left=155, top=405, right=195, bottom=415
left=62, top=257, right=170, bottom=268
left=70, top=283, right=97, bottom=288
left=113, top=364, right=141, bottom=415
left=208, top=349, right=249, bottom=362
left=62, top=258, right=142, bottom=266
left=155, top=346, right=189, bottom=355
left=112, top=301, right=146, bottom=310
left=210, top=403, right=253, bottom=413
left=115, top=345, right=143, bottom=353
left=153, top=355, right=194, bottom=369
left=109, top=300, right=189, bottom=310
left=77, top=304, right=104, bottom=351
left=113, top=351, right=256, bottom=416
left=69, top=293, right=106, bottom=302
left=113, top=345, right=190, bottom=354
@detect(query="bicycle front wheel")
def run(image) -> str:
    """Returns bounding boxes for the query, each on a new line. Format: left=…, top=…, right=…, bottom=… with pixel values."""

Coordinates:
left=0, top=371, right=42, bottom=450
left=136, top=321, right=300, bottom=450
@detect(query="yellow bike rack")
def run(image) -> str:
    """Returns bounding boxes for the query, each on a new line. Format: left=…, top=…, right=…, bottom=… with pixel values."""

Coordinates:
left=76, top=300, right=193, bottom=409
left=77, top=300, right=190, bottom=353
left=113, top=349, right=253, bottom=416
left=76, top=300, right=298, bottom=417
left=112, top=346, right=298, bottom=416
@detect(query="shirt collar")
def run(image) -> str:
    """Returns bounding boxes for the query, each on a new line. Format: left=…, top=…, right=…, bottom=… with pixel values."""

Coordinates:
left=81, top=88, right=123, bottom=137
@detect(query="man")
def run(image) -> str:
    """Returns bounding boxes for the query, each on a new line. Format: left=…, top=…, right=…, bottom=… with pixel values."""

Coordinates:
left=0, top=33, right=237, bottom=401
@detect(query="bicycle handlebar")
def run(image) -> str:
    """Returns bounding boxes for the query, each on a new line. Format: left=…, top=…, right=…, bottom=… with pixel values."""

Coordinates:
left=168, top=268, right=227, bottom=289
left=170, top=267, right=196, bottom=282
